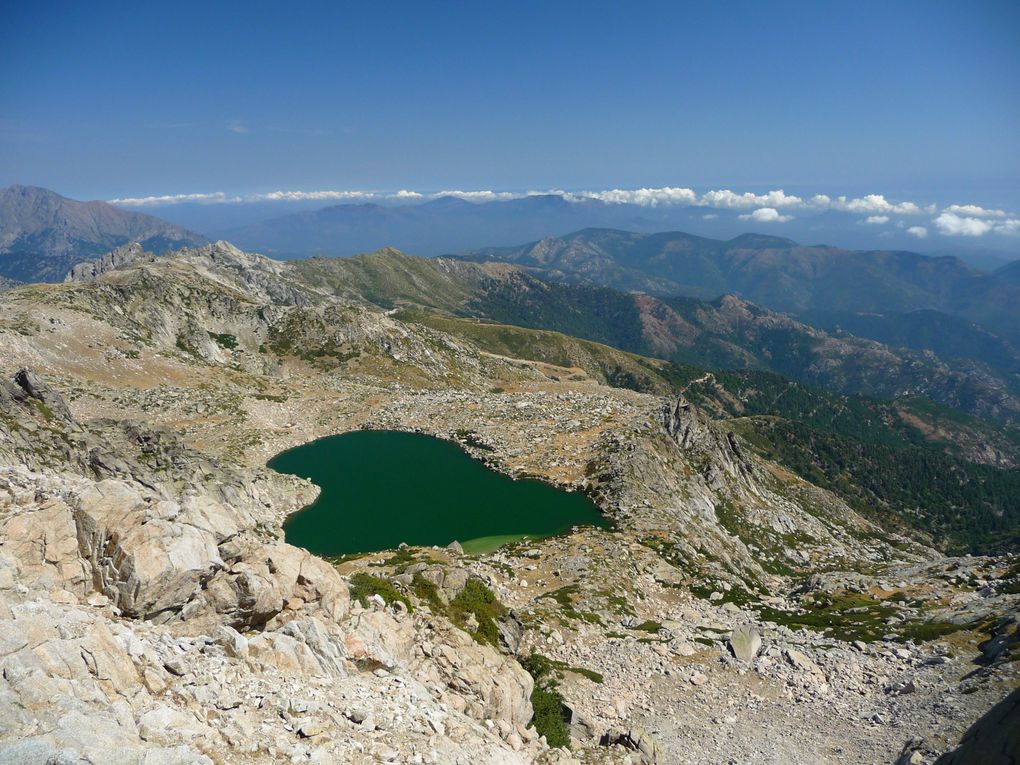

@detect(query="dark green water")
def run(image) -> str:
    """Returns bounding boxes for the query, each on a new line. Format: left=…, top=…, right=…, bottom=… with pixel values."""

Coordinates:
left=268, top=430, right=608, bottom=555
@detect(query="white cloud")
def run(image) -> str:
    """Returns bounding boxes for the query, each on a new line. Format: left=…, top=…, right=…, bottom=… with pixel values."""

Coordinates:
left=108, top=185, right=1020, bottom=237
left=226, top=120, right=249, bottom=135
left=578, top=186, right=698, bottom=206
left=433, top=190, right=524, bottom=202
left=942, top=204, right=1008, bottom=218
left=934, top=212, right=993, bottom=237
left=738, top=207, right=793, bottom=223
left=934, top=211, right=1020, bottom=237
left=701, top=189, right=803, bottom=209
left=257, top=190, right=378, bottom=202
left=833, top=194, right=924, bottom=215
left=907, top=226, right=928, bottom=239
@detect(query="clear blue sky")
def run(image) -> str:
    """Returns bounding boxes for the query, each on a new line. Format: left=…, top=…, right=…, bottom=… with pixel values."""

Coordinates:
left=1, top=0, right=1018, bottom=207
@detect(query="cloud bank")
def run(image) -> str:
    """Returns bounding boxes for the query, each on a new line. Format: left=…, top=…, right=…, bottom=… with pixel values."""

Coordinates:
left=108, top=185, right=1020, bottom=238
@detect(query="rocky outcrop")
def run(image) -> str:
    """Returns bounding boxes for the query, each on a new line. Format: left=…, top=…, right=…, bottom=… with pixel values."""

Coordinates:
left=583, top=393, right=928, bottom=582
left=661, top=393, right=756, bottom=490
left=0, top=367, right=75, bottom=424
left=412, top=620, right=534, bottom=731
left=201, top=542, right=351, bottom=629
left=602, top=726, right=666, bottom=764
left=64, top=242, right=156, bottom=282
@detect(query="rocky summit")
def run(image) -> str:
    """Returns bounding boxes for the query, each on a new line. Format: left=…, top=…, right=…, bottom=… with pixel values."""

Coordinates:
left=0, top=241, right=1017, bottom=764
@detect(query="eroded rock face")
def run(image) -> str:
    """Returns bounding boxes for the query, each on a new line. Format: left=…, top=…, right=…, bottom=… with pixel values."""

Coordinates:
left=585, top=393, right=931, bottom=583
left=73, top=479, right=226, bottom=619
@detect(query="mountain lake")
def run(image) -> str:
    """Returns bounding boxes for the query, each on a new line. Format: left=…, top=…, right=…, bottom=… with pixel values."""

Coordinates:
left=268, top=429, right=609, bottom=556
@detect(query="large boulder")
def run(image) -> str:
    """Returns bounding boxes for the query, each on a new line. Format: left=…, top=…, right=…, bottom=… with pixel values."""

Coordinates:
left=728, top=625, right=762, bottom=662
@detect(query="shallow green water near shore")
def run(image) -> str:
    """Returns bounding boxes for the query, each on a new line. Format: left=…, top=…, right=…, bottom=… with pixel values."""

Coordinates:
left=268, top=430, right=607, bottom=556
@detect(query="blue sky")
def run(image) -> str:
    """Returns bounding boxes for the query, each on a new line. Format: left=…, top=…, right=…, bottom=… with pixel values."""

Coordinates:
left=1, top=0, right=1019, bottom=217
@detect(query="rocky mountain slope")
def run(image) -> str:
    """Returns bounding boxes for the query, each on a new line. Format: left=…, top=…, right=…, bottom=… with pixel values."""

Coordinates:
left=0, top=241, right=1016, bottom=763
left=458, top=228, right=1020, bottom=344
left=0, top=184, right=206, bottom=282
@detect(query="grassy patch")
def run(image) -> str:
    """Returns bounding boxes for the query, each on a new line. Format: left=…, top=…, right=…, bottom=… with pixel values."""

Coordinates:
left=753, top=591, right=967, bottom=644
left=631, top=620, right=663, bottom=634
left=410, top=573, right=446, bottom=612
left=896, top=619, right=970, bottom=643
left=690, top=583, right=758, bottom=607
left=373, top=547, right=426, bottom=570
left=755, top=593, right=893, bottom=642
left=31, top=399, right=54, bottom=422
left=542, top=584, right=603, bottom=624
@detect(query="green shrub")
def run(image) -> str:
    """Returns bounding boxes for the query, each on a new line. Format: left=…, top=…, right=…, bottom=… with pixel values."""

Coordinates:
left=411, top=573, right=445, bottom=612
left=347, top=572, right=412, bottom=612
left=208, top=332, right=238, bottom=349
left=450, top=578, right=506, bottom=647
left=520, top=653, right=571, bottom=748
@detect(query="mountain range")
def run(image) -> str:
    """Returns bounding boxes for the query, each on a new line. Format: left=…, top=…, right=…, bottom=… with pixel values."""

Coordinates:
left=128, top=192, right=1018, bottom=271
left=4, top=185, right=1020, bottom=422
left=2, top=237, right=1017, bottom=763
left=290, top=249, right=1020, bottom=432
left=459, top=228, right=1020, bottom=343
left=0, top=184, right=206, bottom=282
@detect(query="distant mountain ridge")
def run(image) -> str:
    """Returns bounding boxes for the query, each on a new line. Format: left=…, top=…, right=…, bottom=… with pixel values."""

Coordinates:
left=0, top=184, right=207, bottom=281
left=220, top=194, right=660, bottom=257
left=457, top=227, right=1020, bottom=342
